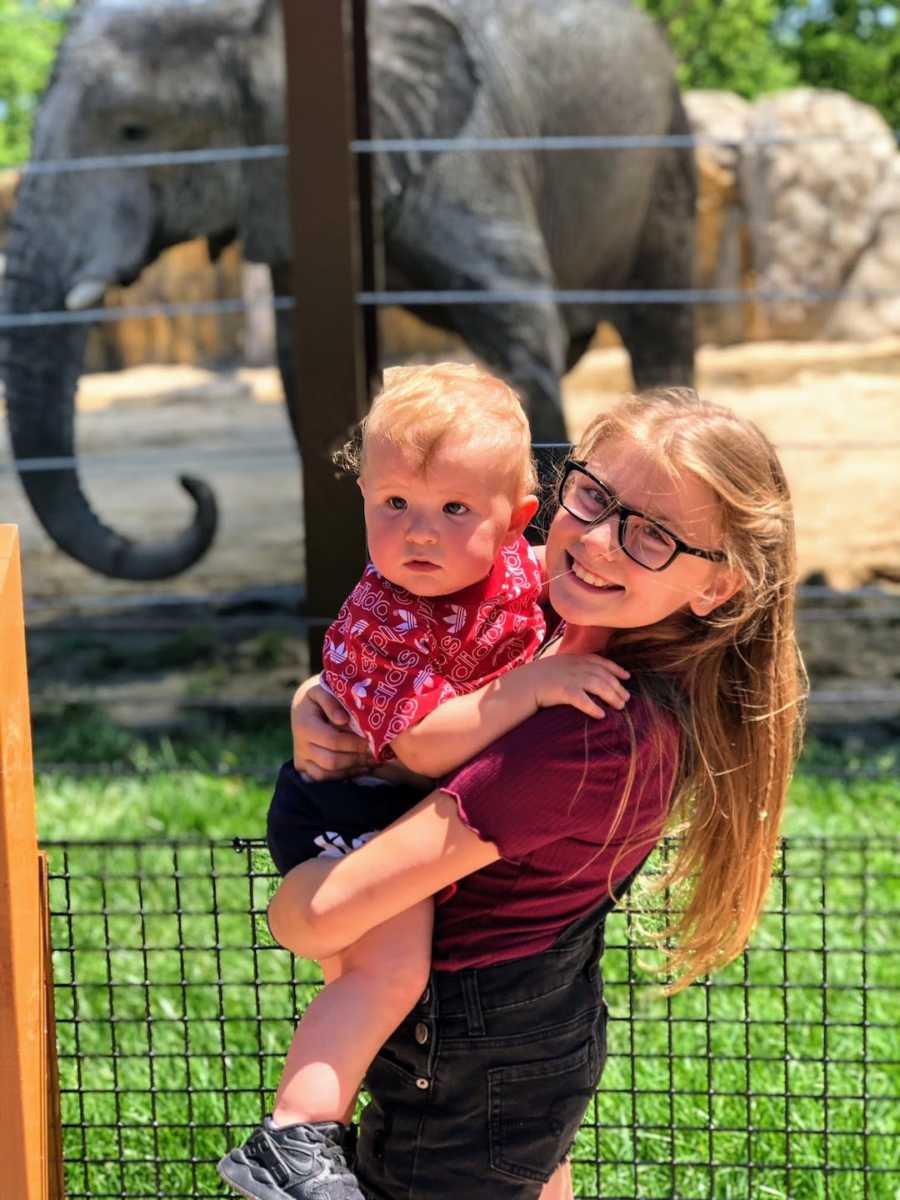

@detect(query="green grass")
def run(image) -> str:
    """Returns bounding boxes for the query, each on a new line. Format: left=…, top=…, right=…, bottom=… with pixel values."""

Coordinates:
left=34, top=710, right=900, bottom=1199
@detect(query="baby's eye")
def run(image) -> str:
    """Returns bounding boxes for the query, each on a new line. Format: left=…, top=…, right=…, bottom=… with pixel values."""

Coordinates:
left=443, top=501, right=469, bottom=516
left=386, top=496, right=407, bottom=511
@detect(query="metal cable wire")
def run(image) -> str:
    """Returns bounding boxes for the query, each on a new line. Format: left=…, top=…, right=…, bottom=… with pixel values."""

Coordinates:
left=357, top=284, right=900, bottom=307
left=6, top=129, right=900, bottom=178
left=3, top=285, right=900, bottom=332
left=0, top=294, right=294, bottom=332
left=5, top=436, right=900, bottom=479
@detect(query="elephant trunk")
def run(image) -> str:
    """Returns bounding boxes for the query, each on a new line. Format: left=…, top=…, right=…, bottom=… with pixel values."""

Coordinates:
left=1, top=223, right=217, bottom=581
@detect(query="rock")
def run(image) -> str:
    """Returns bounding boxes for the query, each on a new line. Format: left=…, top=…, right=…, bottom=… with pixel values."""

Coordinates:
left=740, top=88, right=896, bottom=340
left=827, top=156, right=900, bottom=340
left=684, top=90, right=752, bottom=176
left=0, top=168, right=19, bottom=243
left=684, top=90, right=754, bottom=345
left=84, top=239, right=246, bottom=372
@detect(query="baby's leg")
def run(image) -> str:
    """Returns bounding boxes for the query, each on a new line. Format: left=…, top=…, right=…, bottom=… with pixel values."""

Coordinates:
left=541, top=1160, right=574, bottom=1199
left=272, top=897, right=433, bottom=1127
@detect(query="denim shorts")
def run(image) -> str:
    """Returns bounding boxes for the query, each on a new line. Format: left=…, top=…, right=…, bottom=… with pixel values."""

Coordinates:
left=355, top=900, right=618, bottom=1200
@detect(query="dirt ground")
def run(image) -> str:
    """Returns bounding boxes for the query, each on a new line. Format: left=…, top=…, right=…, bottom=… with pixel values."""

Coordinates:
left=3, top=337, right=899, bottom=733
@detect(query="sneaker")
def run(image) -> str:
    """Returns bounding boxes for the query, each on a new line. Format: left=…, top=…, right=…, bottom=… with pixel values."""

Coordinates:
left=217, top=1117, right=365, bottom=1200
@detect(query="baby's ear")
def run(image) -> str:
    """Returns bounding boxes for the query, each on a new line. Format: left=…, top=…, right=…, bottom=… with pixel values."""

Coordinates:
left=505, top=495, right=540, bottom=542
left=689, top=567, right=743, bottom=617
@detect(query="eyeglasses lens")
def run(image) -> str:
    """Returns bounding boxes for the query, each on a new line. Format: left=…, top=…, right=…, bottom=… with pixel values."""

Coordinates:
left=623, top=516, right=676, bottom=569
left=562, top=467, right=677, bottom=569
left=561, top=473, right=617, bottom=523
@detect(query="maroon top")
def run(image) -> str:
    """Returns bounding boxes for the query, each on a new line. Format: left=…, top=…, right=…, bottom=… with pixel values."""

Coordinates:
left=433, top=697, right=679, bottom=970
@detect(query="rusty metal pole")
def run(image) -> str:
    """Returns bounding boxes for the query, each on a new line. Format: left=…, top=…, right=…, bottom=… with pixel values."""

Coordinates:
left=280, top=0, right=373, bottom=668
left=351, top=0, right=382, bottom=392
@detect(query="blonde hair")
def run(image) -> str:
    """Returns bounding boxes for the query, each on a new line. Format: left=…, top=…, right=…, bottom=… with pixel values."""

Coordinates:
left=336, top=362, right=538, bottom=498
left=575, top=388, right=806, bottom=993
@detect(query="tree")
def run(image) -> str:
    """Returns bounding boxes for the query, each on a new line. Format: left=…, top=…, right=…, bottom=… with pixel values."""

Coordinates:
left=0, top=1, right=71, bottom=168
left=779, top=0, right=900, bottom=130
left=637, top=0, right=799, bottom=96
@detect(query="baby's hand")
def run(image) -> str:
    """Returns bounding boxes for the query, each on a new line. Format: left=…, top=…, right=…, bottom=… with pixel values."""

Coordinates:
left=526, top=654, right=630, bottom=720
left=291, top=680, right=374, bottom=780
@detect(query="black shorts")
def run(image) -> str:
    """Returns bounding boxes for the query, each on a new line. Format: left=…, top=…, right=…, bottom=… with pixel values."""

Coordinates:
left=355, top=903, right=615, bottom=1200
left=266, top=762, right=427, bottom=876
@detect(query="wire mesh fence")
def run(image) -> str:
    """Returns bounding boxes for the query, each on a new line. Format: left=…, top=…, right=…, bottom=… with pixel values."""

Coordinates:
left=45, top=834, right=899, bottom=1200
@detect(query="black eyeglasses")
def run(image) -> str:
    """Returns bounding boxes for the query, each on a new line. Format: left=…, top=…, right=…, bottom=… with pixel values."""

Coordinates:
left=557, top=460, right=728, bottom=572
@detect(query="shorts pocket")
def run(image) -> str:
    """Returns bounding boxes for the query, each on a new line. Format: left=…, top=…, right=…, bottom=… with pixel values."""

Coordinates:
left=487, top=1033, right=602, bottom=1183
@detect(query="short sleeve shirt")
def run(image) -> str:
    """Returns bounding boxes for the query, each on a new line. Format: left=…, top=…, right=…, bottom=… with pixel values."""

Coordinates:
left=321, top=537, right=545, bottom=761
left=433, top=697, right=679, bottom=969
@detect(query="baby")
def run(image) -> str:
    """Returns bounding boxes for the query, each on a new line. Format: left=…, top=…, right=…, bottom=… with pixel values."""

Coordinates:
left=219, top=363, right=628, bottom=1199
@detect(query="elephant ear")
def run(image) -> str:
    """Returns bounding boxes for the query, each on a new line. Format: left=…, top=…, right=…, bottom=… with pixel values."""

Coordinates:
left=228, top=0, right=293, bottom=264
left=369, top=1, right=481, bottom=202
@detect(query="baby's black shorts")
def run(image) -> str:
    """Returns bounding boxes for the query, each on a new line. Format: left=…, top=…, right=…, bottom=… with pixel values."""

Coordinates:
left=266, top=762, right=427, bottom=875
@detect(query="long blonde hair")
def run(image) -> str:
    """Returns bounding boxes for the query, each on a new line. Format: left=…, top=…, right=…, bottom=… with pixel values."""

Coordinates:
left=575, top=388, right=807, bottom=992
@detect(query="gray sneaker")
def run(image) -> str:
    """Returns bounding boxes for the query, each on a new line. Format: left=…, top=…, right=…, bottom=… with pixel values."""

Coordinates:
left=217, top=1117, right=365, bottom=1200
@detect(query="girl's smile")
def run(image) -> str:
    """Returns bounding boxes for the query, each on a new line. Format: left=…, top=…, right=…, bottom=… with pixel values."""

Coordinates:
left=567, top=554, right=625, bottom=592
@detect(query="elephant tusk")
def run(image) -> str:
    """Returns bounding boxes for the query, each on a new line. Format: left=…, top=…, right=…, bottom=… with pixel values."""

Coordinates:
left=65, top=279, right=109, bottom=311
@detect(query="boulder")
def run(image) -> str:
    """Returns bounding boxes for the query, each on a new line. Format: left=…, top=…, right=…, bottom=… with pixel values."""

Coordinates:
left=86, top=239, right=246, bottom=372
left=827, top=156, right=900, bottom=340
left=740, top=88, right=896, bottom=339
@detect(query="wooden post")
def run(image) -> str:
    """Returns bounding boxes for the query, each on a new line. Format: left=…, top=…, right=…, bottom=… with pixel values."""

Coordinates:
left=0, top=526, right=54, bottom=1199
left=281, top=0, right=373, bottom=667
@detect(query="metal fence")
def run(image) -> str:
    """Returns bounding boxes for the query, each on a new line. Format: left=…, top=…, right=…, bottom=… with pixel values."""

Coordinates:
left=45, top=834, right=899, bottom=1200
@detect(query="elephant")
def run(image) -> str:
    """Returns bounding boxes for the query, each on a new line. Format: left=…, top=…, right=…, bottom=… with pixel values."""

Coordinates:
left=1, top=0, right=696, bottom=581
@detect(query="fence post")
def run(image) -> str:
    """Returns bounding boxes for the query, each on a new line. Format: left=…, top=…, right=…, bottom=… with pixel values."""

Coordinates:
left=0, top=525, right=56, bottom=1199
left=281, top=0, right=373, bottom=667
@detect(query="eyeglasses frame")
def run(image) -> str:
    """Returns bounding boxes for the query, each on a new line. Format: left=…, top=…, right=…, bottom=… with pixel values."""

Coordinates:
left=557, top=459, right=728, bottom=572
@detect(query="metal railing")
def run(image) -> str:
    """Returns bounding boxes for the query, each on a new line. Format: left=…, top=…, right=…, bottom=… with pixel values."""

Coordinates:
left=44, top=834, right=900, bottom=1200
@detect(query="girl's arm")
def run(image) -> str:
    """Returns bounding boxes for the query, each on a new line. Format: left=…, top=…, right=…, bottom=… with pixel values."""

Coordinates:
left=268, top=787, right=499, bottom=961
left=389, top=652, right=630, bottom=777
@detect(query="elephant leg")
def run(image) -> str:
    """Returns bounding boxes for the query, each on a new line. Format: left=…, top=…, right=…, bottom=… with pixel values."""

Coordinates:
left=439, top=296, right=569, bottom=445
left=389, top=196, right=570, bottom=444
left=270, top=262, right=301, bottom=449
left=612, top=97, right=697, bottom=390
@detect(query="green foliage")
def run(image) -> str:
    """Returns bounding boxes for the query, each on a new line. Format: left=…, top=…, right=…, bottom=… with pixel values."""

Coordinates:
left=780, top=0, right=900, bottom=130
left=0, top=0, right=71, bottom=167
left=636, top=0, right=900, bottom=128
left=637, top=0, right=799, bottom=96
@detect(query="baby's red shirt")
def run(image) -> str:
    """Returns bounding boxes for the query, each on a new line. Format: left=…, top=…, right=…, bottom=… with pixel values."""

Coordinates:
left=321, top=537, right=545, bottom=761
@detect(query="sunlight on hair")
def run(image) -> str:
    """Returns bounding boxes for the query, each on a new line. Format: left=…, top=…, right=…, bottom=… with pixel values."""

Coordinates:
left=571, top=387, right=807, bottom=993
left=335, top=362, right=537, bottom=500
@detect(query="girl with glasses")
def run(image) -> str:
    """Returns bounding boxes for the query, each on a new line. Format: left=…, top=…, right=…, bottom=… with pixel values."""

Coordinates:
left=248, top=386, right=805, bottom=1200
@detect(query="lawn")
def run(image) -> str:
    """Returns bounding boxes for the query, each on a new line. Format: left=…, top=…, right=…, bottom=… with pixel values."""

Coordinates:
left=35, top=711, right=900, bottom=1199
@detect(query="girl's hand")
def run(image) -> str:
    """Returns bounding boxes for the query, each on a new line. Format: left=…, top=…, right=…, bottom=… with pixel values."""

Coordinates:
left=291, top=680, right=374, bottom=780
left=525, top=654, right=630, bottom=720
